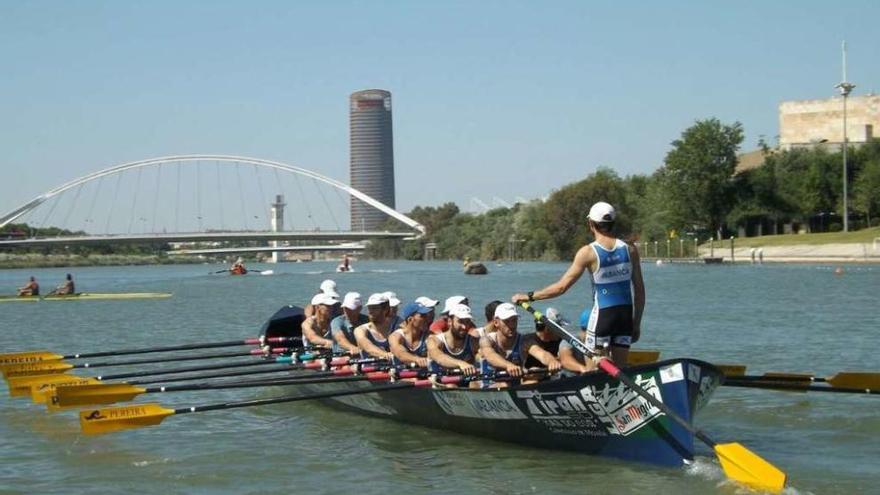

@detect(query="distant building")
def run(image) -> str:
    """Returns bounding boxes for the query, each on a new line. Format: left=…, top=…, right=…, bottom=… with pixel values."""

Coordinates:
left=349, top=89, right=395, bottom=231
left=779, top=94, right=879, bottom=149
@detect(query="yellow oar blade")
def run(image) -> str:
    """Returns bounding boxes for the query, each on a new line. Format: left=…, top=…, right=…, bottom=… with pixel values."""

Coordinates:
left=716, top=364, right=747, bottom=377
left=8, top=373, right=81, bottom=397
left=80, top=403, right=176, bottom=435
left=0, top=351, right=64, bottom=367
left=32, top=377, right=101, bottom=404
left=828, top=372, right=880, bottom=390
left=53, top=383, right=146, bottom=409
left=2, top=362, right=73, bottom=379
left=628, top=349, right=660, bottom=365
left=715, top=442, right=786, bottom=494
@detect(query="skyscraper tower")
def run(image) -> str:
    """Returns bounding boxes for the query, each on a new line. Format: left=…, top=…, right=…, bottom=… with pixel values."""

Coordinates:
left=350, top=89, right=395, bottom=231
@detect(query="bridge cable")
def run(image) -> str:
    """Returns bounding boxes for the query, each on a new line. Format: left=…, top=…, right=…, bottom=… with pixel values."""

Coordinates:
left=285, top=167, right=318, bottom=230
left=84, top=175, right=104, bottom=233
left=60, top=184, right=84, bottom=233
left=37, top=193, right=62, bottom=234
left=330, top=185, right=349, bottom=229
left=105, top=172, right=123, bottom=234
left=313, top=178, right=340, bottom=230
left=127, top=166, right=143, bottom=234
left=151, top=163, right=162, bottom=233
left=216, top=161, right=225, bottom=231
left=254, top=164, right=268, bottom=227
left=196, top=160, right=203, bottom=231
left=235, top=162, right=249, bottom=231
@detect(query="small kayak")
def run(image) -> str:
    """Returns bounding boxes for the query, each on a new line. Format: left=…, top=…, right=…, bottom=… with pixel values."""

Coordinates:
left=0, top=293, right=173, bottom=302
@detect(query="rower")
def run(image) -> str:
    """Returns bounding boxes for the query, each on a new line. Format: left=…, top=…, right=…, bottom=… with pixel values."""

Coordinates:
left=230, top=257, right=247, bottom=275
left=354, top=293, right=394, bottom=360
left=331, top=292, right=368, bottom=355
left=383, top=291, right=403, bottom=330
left=429, top=295, right=468, bottom=333
left=301, top=292, right=340, bottom=350
left=557, top=308, right=594, bottom=373
left=479, top=303, right=561, bottom=387
left=50, top=274, right=75, bottom=296
left=17, top=276, right=39, bottom=297
left=389, top=301, right=432, bottom=367
left=305, top=279, right=341, bottom=318
left=427, top=304, right=479, bottom=379
left=524, top=307, right=567, bottom=369
left=414, top=296, right=439, bottom=328
left=476, top=300, right=503, bottom=339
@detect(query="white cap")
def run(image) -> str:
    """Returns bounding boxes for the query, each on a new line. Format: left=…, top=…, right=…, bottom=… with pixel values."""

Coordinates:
left=342, top=292, right=362, bottom=310
left=311, top=292, right=339, bottom=306
left=415, top=296, right=439, bottom=308
left=442, top=295, right=468, bottom=314
left=366, top=292, right=389, bottom=306
left=449, top=304, right=473, bottom=320
left=494, top=302, right=518, bottom=320
left=382, top=291, right=401, bottom=308
left=320, top=279, right=337, bottom=293
left=588, top=202, right=616, bottom=223
left=545, top=307, right=570, bottom=326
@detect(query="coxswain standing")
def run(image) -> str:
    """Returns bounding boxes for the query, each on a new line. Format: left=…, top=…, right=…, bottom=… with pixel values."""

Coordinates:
left=17, top=276, right=39, bottom=297
left=512, top=201, right=645, bottom=368
left=354, top=293, right=394, bottom=360
left=479, top=303, right=561, bottom=386
left=301, top=293, right=340, bottom=350
left=331, top=292, right=368, bottom=355
left=427, top=304, right=479, bottom=379
left=389, top=301, right=432, bottom=367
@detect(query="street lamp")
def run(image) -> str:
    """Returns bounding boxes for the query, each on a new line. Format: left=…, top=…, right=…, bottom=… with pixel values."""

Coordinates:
left=835, top=41, right=856, bottom=232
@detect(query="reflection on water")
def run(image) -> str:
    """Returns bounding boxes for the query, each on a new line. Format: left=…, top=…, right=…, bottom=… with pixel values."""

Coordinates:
left=0, top=261, right=877, bottom=494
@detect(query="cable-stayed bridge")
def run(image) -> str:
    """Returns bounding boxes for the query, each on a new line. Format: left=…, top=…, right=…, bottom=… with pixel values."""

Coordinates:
left=0, top=155, right=424, bottom=259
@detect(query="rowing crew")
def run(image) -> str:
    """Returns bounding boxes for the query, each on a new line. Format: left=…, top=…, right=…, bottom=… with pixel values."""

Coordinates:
left=16, top=274, right=75, bottom=297
left=300, top=291, right=576, bottom=388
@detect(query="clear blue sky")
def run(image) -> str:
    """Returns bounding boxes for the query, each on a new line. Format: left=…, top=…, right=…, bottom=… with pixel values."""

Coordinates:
left=2, top=1, right=878, bottom=219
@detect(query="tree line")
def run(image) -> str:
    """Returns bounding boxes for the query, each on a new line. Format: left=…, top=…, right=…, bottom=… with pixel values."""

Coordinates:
left=368, top=118, right=880, bottom=261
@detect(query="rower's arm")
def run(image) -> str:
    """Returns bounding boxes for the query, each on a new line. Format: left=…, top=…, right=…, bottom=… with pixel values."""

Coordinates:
left=354, top=325, right=392, bottom=359
left=479, top=337, right=516, bottom=370
left=559, top=346, right=589, bottom=373
left=525, top=337, right=561, bottom=371
left=332, top=327, right=360, bottom=355
left=427, top=336, right=472, bottom=369
left=514, top=245, right=593, bottom=303
left=302, top=318, right=334, bottom=348
left=389, top=332, right=426, bottom=366
left=629, top=244, right=645, bottom=341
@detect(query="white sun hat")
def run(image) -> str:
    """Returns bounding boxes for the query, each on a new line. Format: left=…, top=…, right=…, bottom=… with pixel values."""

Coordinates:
left=588, top=202, right=616, bottom=223
left=341, top=292, right=362, bottom=310
left=441, top=295, right=468, bottom=314
left=382, top=291, right=401, bottom=308
left=494, top=302, right=518, bottom=320
left=415, top=296, right=439, bottom=308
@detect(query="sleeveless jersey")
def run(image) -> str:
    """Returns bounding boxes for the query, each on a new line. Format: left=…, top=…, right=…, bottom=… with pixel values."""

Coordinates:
left=428, top=333, right=476, bottom=373
left=302, top=317, right=331, bottom=348
left=480, top=333, right=523, bottom=371
left=359, top=325, right=391, bottom=359
left=392, top=328, right=428, bottom=356
left=590, top=239, right=633, bottom=309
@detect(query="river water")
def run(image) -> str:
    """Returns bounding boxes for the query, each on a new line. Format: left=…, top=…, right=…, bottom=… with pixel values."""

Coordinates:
left=0, top=261, right=877, bottom=494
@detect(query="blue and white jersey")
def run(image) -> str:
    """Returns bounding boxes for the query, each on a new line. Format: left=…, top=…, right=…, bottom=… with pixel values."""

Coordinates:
left=589, top=239, right=633, bottom=309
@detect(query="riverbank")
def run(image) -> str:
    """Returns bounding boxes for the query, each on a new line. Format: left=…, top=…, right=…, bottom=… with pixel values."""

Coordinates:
left=0, top=253, right=202, bottom=269
left=692, top=227, right=880, bottom=263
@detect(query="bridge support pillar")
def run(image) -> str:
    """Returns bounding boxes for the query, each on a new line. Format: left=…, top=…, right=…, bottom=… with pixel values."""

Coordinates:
left=270, top=195, right=286, bottom=263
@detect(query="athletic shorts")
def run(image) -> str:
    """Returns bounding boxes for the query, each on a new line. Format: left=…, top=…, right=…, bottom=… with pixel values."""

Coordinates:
left=585, top=304, right=633, bottom=351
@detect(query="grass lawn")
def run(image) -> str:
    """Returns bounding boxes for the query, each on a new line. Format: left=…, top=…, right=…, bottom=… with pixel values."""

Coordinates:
left=700, top=227, right=880, bottom=248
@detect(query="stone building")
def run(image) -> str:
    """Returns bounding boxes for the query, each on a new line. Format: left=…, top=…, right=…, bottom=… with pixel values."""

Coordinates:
left=779, top=94, right=879, bottom=149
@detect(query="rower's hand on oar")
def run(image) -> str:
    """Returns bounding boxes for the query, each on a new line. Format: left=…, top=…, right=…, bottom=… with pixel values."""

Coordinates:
left=415, top=357, right=428, bottom=368
left=505, top=365, right=523, bottom=378
left=458, top=364, right=476, bottom=376
left=547, top=359, right=562, bottom=373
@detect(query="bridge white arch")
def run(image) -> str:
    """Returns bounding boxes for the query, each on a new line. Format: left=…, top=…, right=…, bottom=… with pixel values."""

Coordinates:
left=0, top=154, right=425, bottom=236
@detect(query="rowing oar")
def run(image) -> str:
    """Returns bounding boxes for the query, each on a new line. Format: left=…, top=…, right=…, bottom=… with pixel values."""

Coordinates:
left=53, top=362, right=398, bottom=409
left=79, top=375, right=432, bottom=435
left=723, top=379, right=879, bottom=395
left=1, top=347, right=292, bottom=379
left=7, top=351, right=307, bottom=398
left=22, top=351, right=340, bottom=403
left=518, top=302, right=786, bottom=494
left=721, top=371, right=880, bottom=390
left=0, top=336, right=296, bottom=367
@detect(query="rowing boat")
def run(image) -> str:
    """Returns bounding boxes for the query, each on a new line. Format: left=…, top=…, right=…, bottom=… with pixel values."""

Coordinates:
left=0, top=292, right=173, bottom=302
left=261, top=306, right=723, bottom=467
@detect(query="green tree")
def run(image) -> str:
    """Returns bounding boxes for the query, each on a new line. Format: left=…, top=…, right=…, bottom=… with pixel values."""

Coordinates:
left=658, top=118, right=744, bottom=238
left=853, top=158, right=880, bottom=227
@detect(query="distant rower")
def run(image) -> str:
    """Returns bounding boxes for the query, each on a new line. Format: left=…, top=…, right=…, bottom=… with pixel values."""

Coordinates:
left=50, top=274, right=75, bottom=296
left=230, top=258, right=247, bottom=275
left=17, top=276, right=39, bottom=297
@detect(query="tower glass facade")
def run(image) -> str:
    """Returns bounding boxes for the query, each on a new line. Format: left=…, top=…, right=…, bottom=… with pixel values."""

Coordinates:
left=350, top=89, right=395, bottom=231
